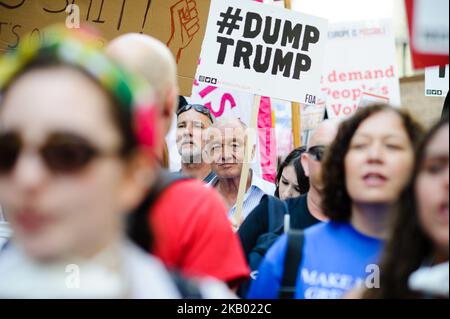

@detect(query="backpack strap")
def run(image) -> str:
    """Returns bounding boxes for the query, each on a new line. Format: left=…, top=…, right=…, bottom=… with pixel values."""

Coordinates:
left=278, top=230, right=305, bottom=299
left=127, top=170, right=191, bottom=251
left=170, top=271, right=203, bottom=299
left=266, top=195, right=289, bottom=232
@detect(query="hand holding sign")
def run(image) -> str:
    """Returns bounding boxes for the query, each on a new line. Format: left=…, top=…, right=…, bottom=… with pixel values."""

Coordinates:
left=167, top=0, right=200, bottom=63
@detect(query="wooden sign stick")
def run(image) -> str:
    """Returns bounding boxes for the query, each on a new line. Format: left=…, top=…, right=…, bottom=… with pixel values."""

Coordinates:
left=284, top=0, right=302, bottom=148
left=232, top=95, right=261, bottom=230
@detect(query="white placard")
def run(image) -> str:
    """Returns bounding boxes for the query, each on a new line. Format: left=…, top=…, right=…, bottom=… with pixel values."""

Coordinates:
left=197, top=0, right=328, bottom=104
left=321, top=20, right=401, bottom=119
left=425, top=65, right=449, bottom=97
left=413, top=0, right=449, bottom=55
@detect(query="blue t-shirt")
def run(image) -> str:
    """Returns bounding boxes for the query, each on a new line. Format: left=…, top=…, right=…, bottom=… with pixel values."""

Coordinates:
left=247, top=222, right=383, bottom=299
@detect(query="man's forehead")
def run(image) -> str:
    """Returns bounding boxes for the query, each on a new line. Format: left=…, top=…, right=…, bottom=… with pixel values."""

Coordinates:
left=178, top=109, right=211, bottom=123
left=208, top=128, right=246, bottom=142
left=308, top=121, right=339, bottom=147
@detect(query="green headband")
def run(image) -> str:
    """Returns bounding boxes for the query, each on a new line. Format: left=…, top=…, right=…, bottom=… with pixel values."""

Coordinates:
left=0, top=25, right=157, bottom=149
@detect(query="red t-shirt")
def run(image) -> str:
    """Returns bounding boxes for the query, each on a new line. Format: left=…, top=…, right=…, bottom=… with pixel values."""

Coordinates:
left=150, top=179, right=250, bottom=286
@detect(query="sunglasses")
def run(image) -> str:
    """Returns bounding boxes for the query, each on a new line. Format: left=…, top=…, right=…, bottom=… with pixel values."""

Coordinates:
left=307, top=145, right=327, bottom=162
left=0, top=132, right=115, bottom=175
left=177, top=104, right=215, bottom=124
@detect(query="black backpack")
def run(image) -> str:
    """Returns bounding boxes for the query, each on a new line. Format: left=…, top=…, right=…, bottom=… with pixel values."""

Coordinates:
left=247, top=196, right=289, bottom=272
left=127, top=170, right=204, bottom=299
left=127, top=170, right=189, bottom=252
left=238, top=196, right=289, bottom=298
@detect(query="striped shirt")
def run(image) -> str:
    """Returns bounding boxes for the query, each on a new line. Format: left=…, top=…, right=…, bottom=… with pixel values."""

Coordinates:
left=224, top=172, right=275, bottom=222
left=0, top=207, right=12, bottom=252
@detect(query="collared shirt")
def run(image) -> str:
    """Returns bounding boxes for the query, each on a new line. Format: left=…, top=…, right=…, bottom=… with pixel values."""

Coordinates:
left=0, top=207, right=11, bottom=252
left=203, top=171, right=218, bottom=187
left=223, top=172, right=275, bottom=222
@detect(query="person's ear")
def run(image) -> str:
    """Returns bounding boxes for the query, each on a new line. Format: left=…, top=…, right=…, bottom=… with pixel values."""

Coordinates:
left=118, top=151, right=157, bottom=215
left=162, top=86, right=178, bottom=135
left=301, top=153, right=310, bottom=178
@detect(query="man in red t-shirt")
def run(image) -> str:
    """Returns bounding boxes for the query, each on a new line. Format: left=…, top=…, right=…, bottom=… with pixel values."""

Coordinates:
left=151, top=179, right=249, bottom=287
left=107, top=34, right=250, bottom=288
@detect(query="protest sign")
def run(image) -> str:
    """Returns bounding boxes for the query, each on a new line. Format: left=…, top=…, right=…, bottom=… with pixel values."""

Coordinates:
left=405, top=0, right=449, bottom=69
left=425, top=65, right=449, bottom=97
left=197, top=0, right=328, bottom=104
left=197, top=0, right=328, bottom=226
left=0, top=0, right=210, bottom=96
left=321, top=20, right=401, bottom=119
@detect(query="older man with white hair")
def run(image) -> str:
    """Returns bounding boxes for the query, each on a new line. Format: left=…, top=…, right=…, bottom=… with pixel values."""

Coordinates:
left=208, top=118, right=275, bottom=226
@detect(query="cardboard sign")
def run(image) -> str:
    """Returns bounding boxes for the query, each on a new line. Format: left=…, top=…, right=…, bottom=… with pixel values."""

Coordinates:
left=321, top=20, right=401, bottom=119
left=405, top=0, right=449, bottom=69
left=0, top=0, right=211, bottom=96
left=197, top=0, right=328, bottom=104
left=425, top=65, right=449, bottom=97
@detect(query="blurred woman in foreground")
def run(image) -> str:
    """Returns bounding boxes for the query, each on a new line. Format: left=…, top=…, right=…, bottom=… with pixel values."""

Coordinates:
left=0, top=26, right=233, bottom=298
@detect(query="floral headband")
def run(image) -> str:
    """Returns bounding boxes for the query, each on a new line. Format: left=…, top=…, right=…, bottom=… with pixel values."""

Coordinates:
left=0, top=25, right=156, bottom=150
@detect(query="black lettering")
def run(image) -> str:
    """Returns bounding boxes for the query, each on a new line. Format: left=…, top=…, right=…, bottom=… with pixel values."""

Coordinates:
left=243, top=12, right=262, bottom=39
left=272, top=49, right=293, bottom=78
left=253, top=45, right=272, bottom=73
left=439, top=66, right=446, bottom=78
left=216, top=36, right=234, bottom=65
left=234, top=40, right=253, bottom=69
left=0, top=0, right=26, bottom=9
left=43, top=0, right=68, bottom=13
left=117, top=0, right=127, bottom=30
left=281, top=21, right=302, bottom=49
left=86, top=0, right=93, bottom=20
left=93, top=0, right=105, bottom=24
left=9, top=24, right=21, bottom=49
left=140, top=0, right=152, bottom=33
left=293, top=53, right=311, bottom=80
left=263, top=16, right=281, bottom=44
left=302, top=25, right=320, bottom=51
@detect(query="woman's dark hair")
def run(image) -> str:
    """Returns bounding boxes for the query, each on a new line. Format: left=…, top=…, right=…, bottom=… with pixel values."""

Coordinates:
left=364, top=118, right=449, bottom=299
left=275, top=146, right=309, bottom=198
left=321, top=104, right=424, bottom=221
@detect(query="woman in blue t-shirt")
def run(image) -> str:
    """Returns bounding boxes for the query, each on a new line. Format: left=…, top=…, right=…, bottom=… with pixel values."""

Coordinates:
left=247, top=104, right=424, bottom=299
left=362, top=118, right=449, bottom=299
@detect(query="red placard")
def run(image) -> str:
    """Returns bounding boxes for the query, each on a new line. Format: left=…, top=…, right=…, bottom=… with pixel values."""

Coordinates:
left=405, top=0, right=449, bottom=69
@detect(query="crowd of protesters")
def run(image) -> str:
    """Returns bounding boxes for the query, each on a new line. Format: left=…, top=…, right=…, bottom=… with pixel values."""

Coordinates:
left=0, top=26, right=448, bottom=299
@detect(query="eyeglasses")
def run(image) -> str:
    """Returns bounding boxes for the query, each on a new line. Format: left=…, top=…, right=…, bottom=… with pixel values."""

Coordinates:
left=176, top=104, right=215, bottom=124
left=0, top=132, right=115, bottom=175
left=307, top=145, right=327, bottom=162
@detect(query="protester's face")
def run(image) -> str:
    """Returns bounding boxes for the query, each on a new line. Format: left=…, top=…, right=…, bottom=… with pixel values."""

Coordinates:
left=176, top=109, right=211, bottom=163
left=278, top=164, right=301, bottom=200
left=209, top=125, right=247, bottom=179
left=416, top=124, right=449, bottom=257
left=345, top=111, right=415, bottom=205
left=0, top=67, right=132, bottom=261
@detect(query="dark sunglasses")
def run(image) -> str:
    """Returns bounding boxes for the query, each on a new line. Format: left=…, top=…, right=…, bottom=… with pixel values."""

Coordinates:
left=176, top=104, right=215, bottom=124
left=0, top=132, right=114, bottom=175
left=307, top=145, right=327, bottom=162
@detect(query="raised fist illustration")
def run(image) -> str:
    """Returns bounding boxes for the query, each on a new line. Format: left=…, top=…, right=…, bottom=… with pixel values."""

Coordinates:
left=167, top=0, right=200, bottom=63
